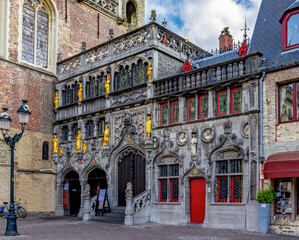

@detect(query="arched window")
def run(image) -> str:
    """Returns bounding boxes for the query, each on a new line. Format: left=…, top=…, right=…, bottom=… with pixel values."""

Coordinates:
left=126, top=1, right=136, bottom=24
left=71, top=123, right=78, bottom=140
left=62, top=84, right=78, bottom=106
left=281, top=9, right=299, bottom=51
left=97, top=73, right=106, bottom=96
left=42, top=141, right=49, bottom=160
left=62, top=126, right=68, bottom=142
left=133, top=60, right=148, bottom=85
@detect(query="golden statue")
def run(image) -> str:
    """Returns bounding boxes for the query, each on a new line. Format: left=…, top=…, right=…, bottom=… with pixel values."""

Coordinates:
left=105, top=73, right=110, bottom=94
left=147, top=61, right=153, bottom=82
left=78, top=83, right=83, bottom=101
left=102, top=125, right=110, bottom=149
left=145, top=116, right=152, bottom=139
left=58, top=146, right=63, bottom=157
left=75, top=130, right=81, bottom=152
left=54, top=91, right=59, bottom=109
left=83, top=142, right=87, bottom=153
left=53, top=135, right=58, bottom=153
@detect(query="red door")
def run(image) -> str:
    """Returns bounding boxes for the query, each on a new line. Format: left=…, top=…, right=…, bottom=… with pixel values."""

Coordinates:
left=190, top=178, right=206, bottom=223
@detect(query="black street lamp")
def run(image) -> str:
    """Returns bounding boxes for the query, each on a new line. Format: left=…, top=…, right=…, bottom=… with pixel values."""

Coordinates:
left=0, top=100, right=31, bottom=236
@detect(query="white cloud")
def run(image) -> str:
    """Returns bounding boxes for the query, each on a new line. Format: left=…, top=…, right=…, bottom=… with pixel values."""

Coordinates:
left=145, top=0, right=262, bottom=50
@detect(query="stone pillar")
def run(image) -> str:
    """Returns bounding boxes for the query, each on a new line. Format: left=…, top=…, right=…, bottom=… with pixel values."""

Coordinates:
left=55, top=182, right=64, bottom=216
left=78, top=179, right=85, bottom=217
left=124, top=182, right=134, bottom=226
left=83, top=184, right=91, bottom=221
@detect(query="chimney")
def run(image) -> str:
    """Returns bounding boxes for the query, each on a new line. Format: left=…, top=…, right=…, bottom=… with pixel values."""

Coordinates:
left=219, top=27, right=233, bottom=53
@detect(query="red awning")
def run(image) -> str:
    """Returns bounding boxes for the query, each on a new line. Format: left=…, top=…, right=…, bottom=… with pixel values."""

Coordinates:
left=264, top=152, right=299, bottom=178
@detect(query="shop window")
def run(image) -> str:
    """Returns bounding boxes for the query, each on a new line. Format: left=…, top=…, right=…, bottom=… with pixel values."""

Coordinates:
left=159, top=164, right=179, bottom=202
left=42, top=141, right=49, bottom=160
left=231, top=87, right=242, bottom=114
left=279, top=82, right=299, bottom=123
left=218, top=90, right=227, bottom=116
left=281, top=9, right=299, bottom=51
left=71, top=123, right=78, bottom=140
left=275, top=178, right=292, bottom=214
left=171, top=101, right=179, bottom=124
left=85, top=120, right=94, bottom=138
left=97, top=119, right=105, bottom=136
left=199, top=94, right=208, bottom=119
left=216, top=159, right=243, bottom=203
left=62, top=126, right=68, bottom=142
left=187, top=97, right=196, bottom=121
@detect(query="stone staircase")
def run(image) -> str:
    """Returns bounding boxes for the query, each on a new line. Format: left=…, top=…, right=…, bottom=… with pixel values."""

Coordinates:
left=91, top=206, right=125, bottom=224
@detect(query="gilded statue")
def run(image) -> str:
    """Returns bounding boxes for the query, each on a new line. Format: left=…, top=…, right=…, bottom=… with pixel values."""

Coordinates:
left=53, top=135, right=58, bottom=153
left=145, top=116, right=152, bottom=139
left=54, top=91, right=59, bottom=109
left=83, top=142, right=87, bottom=153
left=58, top=146, right=63, bottom=157
left=105, top=73, right=110, bottom=94
left=147, top=61, right=153, bottom=82
left=75, top=130, right=81, bottom=152
left=78, top=83, right=83, bottom=101
left=102, top=125, right=110, bottom=149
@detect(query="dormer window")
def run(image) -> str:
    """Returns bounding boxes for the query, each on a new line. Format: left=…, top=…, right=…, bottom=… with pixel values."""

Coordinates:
left=281, top=8, right=299, bottom=51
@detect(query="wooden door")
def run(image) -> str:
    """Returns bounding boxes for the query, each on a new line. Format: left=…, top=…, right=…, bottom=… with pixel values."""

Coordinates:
left=190, top=178, right=206, bottom=223
left=118, top=151, right=145, bottom=206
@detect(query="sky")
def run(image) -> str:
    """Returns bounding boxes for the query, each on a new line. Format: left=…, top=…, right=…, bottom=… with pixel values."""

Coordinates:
left=145, top=0, right=262, bottom=51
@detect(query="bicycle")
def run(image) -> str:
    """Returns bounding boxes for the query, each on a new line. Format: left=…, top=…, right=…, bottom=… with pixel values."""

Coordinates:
left=0, top=202, right=27, bottom=218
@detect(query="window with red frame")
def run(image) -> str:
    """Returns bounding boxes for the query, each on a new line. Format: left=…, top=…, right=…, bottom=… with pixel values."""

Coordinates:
left=159, top=164, right=179, bottom=202
left=187, top=97, right=196, bottom=121
left=231, top=87, right=242, bottom=114
left=281, top=10, right=299, bottom=51
left=218, top=90, right=227, bottom=116
left=216, top=159, right=242, bottom=203
left=279, top=82, right=299, bottom=123
left=199, top=94, right=208, bottom=119
left=171, top=101, right=179, bottom=123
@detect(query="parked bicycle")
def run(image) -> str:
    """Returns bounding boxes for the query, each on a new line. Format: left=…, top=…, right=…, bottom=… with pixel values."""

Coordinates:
left=0, top=202, right=27, bottom=218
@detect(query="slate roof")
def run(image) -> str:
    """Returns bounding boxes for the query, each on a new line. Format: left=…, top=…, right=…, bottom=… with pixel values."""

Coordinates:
left=248, top=0, right=299, bottom=70
left=192, top=50, right=240, bottom=69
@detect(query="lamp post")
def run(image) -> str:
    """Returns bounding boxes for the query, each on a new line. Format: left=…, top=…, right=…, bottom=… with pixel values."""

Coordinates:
left=0, top=100, right=31, bottom=236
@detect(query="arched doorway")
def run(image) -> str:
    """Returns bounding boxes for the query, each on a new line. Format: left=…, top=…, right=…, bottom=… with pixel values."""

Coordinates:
left=63, top=171, right=80, bottom=216
left=118, top=148, right=145, bottom=206
left=88, top=168, right=107, bottom=198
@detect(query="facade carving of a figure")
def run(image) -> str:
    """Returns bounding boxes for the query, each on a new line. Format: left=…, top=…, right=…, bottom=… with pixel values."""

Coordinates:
left=78, top=83, right=83, bottom=101
left=147, top=61, right=152, bottom=82
left=53, top=135, right=58, bottom=153
left=58, top=146, right=63, bottom=157
left=54, top=91, right=59, bottom=109
left=84, top=184, right=90, bottom=197
left=75, top=130, right=81, bottom=152
left=105, top=73, right=110, bottom=94
left=190, top=133, right=197, bottom=155
left=102, top=125, right=110, bottom=149
left=83, top=142, right=87, bottom=153
left=145, top=116, right=152, bottom=139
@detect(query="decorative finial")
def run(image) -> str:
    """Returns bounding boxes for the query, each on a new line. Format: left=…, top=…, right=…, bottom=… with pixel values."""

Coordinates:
left=150, top=10, right=156, bottom=23
left=109, top=29, right=114, bottom=39
left=241, top=19, right=250, bottom=44
left=162, top=18, right=167, bottom=27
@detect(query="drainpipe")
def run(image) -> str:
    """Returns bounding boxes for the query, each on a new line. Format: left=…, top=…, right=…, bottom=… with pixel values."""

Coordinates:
left=260, top=70, right=266, bottom=164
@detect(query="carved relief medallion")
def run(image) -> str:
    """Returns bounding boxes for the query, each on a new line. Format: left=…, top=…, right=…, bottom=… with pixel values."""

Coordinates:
left=201, top=128, right=215, bottom=143
left=177, top=131, right=188, bottom=146
left=241, top=122, right=249, bottom=138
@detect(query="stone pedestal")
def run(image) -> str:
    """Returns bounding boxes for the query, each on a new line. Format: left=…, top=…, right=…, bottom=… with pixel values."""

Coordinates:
left=55, top=205, right=64, bottom=216
left=83, top=196, right=91, bottom=221
left=124, top=182, right=134, bottom=226
left=103, top=145, right=111, bottom=157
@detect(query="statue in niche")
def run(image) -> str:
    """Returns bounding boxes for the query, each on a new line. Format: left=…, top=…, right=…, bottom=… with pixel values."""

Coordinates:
left=145, top=116, right=152, bottom=139
left=102, top=125, right=110, bottom=149
left=147, top=61, right=153, bottom=82
left=105, top=73, right=110, bottom=94
left=78, top=83, right=83, bottom=102
left=190, top=133, right=197, bottom=155
left=53, top=135, right=58, bottom=153
left=75, top=130, right=81, bottom=152
left=59, top=146, right=63, bottom=157
left=83, top=142, right=87, bottom=153
left=54, top=91, right=59, bottom=109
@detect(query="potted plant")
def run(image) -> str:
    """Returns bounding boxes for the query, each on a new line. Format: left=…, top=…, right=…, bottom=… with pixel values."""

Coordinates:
left=256, top=186, right=276, bottom=233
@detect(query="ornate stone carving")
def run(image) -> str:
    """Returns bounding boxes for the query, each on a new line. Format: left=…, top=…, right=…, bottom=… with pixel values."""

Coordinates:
left=177, top=131, right=188, bottom=146
left=111, top=89, right=147, bottom=107
left=241, top=121, right=249, bottom=138
left=201, top=128, right=215, bottom=143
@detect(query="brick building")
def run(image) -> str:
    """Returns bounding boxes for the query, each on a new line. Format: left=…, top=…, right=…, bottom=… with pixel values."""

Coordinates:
left=249, top=0, right=299, bottom=236
left=0, top=0, right=144, bottom=213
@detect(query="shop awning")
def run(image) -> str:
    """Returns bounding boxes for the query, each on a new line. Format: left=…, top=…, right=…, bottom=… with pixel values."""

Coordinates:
left=264, top=152, right=299, bottom=178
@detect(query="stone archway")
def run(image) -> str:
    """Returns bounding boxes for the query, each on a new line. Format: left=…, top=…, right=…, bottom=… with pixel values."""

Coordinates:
left=87, top=168, right=107, bottom=198
left=64, top=170, right=80, bottom=216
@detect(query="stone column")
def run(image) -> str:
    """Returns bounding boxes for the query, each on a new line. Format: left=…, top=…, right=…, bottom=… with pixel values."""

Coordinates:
left=78, top=179, right=85, bottom=217
left=83, top=184, right=91, bottom=221
left=124, top=182, right=134, bottom=226
left=55, top=182, right=64, bottom=216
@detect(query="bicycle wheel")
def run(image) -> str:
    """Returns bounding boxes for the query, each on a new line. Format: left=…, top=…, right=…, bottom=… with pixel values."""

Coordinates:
left=16, top=207, right=27, bottom=218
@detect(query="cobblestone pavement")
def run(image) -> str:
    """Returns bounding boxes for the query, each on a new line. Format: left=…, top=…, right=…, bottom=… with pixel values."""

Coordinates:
left=0, top=216, right=298, bottom=240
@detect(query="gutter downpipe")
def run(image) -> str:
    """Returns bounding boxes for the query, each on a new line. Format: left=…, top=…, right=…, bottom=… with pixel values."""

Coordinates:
left=260, top=70, right=266, bottom=189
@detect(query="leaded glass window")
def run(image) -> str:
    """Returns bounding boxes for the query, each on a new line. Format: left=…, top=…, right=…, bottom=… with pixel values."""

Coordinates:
left=287, top=13, right=299, bottom=47
left=159, top=164, right=179, bottom=202
left=171, top=101, right=179, bottom=123
left=187, top=97, right=196, bottom=121
left=133, top=61, right=147, bottom=85
left=85, top=120, right=94, bottom=138
left=218, top=90, right=227, bottom=116
left=161, top=103, right=168, bottom=125
left=42, top=141, right=49, bottom=160
left=22, top=0, right=49, bottom=68
left=231, top=87, right=242, bottom=113
left=97, top=119, right=105, bottom=136
left=216, top=158, right=243, bottom=203
left=71, top=123, right=78, bottom=140
left=62, top=126, right=68, bottom=142
left=97, top=74, right=106, bottom=96
left=199, top=94, right=208, bottom=119
left=62, top=84, right=78, bottom=106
